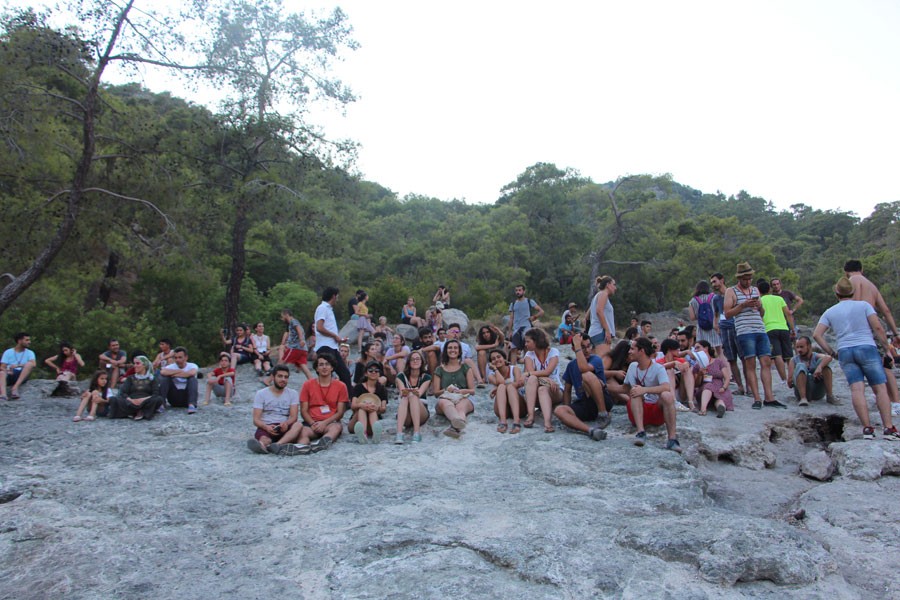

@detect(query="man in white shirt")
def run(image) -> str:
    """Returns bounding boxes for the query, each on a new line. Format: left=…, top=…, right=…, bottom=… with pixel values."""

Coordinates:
left=315, top=286, right=353, bottom=397
left=159, top=346, right=199, bottom=413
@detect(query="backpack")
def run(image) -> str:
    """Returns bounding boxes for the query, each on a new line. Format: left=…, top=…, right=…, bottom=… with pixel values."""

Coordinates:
left=696, top=294, right=715, bottom=331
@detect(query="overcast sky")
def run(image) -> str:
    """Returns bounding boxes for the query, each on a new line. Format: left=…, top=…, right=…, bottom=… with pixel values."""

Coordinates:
left=12, top=0, right=900, bottom=217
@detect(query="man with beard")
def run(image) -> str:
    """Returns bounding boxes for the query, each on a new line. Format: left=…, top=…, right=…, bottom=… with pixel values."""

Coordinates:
left=506, top=284, right=543, bottom=366
left=247, top=365, right=303, bottom=454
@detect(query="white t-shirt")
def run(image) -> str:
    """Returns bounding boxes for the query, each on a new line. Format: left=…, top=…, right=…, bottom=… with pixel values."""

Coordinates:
left=624, top=361, right=669, bottom=404
left=314, top=301, right=339, bottom=350
left=160, top=362, right=198, bottom=390
left=818, top=300, right=877, bottom=350
left=523, top=348, right=562, bottom=387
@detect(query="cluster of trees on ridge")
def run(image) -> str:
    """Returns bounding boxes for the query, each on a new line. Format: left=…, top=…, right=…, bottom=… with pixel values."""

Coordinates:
left=1, top=2, right=897, bottom=373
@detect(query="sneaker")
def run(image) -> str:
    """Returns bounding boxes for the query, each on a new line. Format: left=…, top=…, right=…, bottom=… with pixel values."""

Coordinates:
left=798, top=398, right=809, bottom=407
left=883, top=426, right=900, bottom=441
left=827, top=394, right=843, bottom=406
left=268, top=442, right=283, bottom=455
left=764, top=400, right=788, bottom=409
left=751, top=401, right=762, bottom=410
left=187, top=405, right=196, bottom=414
left=411, top=432, right=422, bottom=443
left=589, top=427, right=607, bottom=442
left=716, top=403, right=726, bottom=418
left=675, top=402, right=691, bottom=412
left=443, top=426, right=462, bottom=439
left=310, top=436, right=332, bottom=453
left=279, top=443, right=311, bottom=456
left=862, top=427, right=876, bottom=440
left=634, top=431, right=647, bottom=447
left=372, top=420, right=383, bottom=444
left=666, top=438, right=682, bottom=453
left=354, top=421, right=368, bottom=444
left=247, top=439, right=268, bottom=454
left=394, top=433, right=405, bottom=445
left=596, top=412, right=612, bottom=430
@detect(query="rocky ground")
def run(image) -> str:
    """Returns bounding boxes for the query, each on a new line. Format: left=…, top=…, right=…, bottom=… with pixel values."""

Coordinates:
left=1, top=340, right=899, bottom=599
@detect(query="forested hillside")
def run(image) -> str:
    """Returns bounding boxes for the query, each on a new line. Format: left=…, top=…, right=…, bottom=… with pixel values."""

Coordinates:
left=1, top=6, right=897, bottom=369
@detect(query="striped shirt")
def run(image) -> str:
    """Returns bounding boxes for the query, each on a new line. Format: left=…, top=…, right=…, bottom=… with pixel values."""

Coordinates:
left=732, top=286, right=766, bottom=336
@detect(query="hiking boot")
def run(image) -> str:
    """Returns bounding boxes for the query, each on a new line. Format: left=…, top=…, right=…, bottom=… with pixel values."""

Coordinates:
left=634, top=431, right=647, bottom=447
left=883, top=426, right=900, bottom=441
left=589, top=427, right=607, bottom=441
left=666, top=438, right=682, bottom=453
left=862, top=427, right=876, bottom=440
left=596, top=412, right=612, bottom=430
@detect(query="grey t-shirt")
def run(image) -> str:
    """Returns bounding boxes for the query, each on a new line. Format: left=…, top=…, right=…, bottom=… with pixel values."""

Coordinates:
left=285, top=318, right=305, bottom=350
left=252, top=386, right=300, bottom=425
left=624, top=361, right=668, bottom=403
left=509, top=298, right=537, bottom=331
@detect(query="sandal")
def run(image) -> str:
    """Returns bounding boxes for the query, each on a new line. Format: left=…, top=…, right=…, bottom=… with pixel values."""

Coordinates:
left=224, top=401, right=233, bottom=407
left=85, top=415, right=95, bottom=421
left=544, top=425, right=555, bottom=433
left=510, top=423, right=521, bottom=434
left=497, top=423, right=508, bottom=433
left=73, top=415, right=82, bottom=422
left=523, top=418, right=534, bottom=429
left=698, top=410, right=707, bottom=416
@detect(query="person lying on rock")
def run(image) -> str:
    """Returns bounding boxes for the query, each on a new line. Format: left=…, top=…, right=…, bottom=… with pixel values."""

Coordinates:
left=247, top=364, right=303, bottom=455
left=625, top=337, right=682, bottom=453
left=554, top=333, right=612, bottom=441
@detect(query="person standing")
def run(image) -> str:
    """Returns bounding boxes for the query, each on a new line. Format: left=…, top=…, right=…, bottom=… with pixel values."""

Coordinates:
left=758, top=279, right=795, bottom=385
left=710, top=273, right=746, bottom=395
left=770, top=278, right=804, bottom=316
left=315, top=287, right=353, bottom=398
left=506, top=284, right=544, bottom=366
left=587, top=275, right=617, bottom=358
left=724, top=262, right=784, bottom=409
left=813, top=277, right=898, bottom=441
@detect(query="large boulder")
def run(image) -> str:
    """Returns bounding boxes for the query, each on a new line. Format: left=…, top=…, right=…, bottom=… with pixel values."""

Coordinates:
left=395, top=324, right=419, bottom=341
left=441, top=308, right=469, bottom=333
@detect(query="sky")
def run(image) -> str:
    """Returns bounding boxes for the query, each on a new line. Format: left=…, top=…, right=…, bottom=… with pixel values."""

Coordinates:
left=10, top=0, right=900, bottom=217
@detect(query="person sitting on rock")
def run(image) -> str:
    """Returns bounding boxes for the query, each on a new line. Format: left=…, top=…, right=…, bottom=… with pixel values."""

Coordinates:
left=297, top=354, right=347, bottom=452
left=247, top=364, right=303, bottom=454
left=353, top=341, right=388, bottom=386
left=432, top=285, right=450, bottom=309
left=250, top=322, right=272, bottom=377
left=787, top=336, right=836, bottom=406
left=384, top=332, right=410, bottom=385
left=557, top=313, right=576, bottom=345
left=349, top=360, right=389, bottom=444
left=522, top=327, right=563, bottom=432
left=152, top=338, right=175, bottom=374
left=374, top=316, right=395, bottom=346
left=694, top=339, right=733, bottom=417
left=354, top=292, right=376, bottom=353
left=73, top=370, right=111, bottom=422
left=204, top=352, right=236, bottom=406
left=45, top=341, right=84, bottom=383
left=625, top=337, right=681, bottom=453
left=554, top=333, right=612, bottom=441
left=658, top=338, right=696, bottom=411
left=602, top=339, right=633, bottom=405
left=99, top=338, right=128, bottom=391
left=432, top=339, right=476, bottom=439
left=394, top=350, right=431, bottom=444
left=400, top=297, right=426, bottom=328
left=445, top=323, right=485, bottom=386
left=413, top=327, right=441, bottom=374
left=109, top=356, right=164, bottom=421
left=487, top=348, right=525, bottom=434
left=475, top=324, right=505, bottom=383
left=159, top=346, right=199, bottom=414
left=1, top=332, right=36, bottom=401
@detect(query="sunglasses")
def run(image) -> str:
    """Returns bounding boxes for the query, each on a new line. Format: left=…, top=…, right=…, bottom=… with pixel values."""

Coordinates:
left=366, top=367, right=381, bottom=373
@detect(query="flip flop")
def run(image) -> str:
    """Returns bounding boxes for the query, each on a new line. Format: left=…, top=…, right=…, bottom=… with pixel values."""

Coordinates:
left=73, top=415, right=82, bottom=422
left=523, top=418, right=534, bottom=429
left=510, top=424, right=521, bottom=434
left=497, top=423, right=508, bottom=433
left=544, top=425, right=555, bottom=433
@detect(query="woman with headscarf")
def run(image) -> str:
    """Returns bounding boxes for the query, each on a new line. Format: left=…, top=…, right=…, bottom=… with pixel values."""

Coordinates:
left=109, top=356, right=164, bottom=420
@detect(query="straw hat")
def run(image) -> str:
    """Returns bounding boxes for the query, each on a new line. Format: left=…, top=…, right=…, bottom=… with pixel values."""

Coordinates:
left=735, top=262, right=755, bottom=277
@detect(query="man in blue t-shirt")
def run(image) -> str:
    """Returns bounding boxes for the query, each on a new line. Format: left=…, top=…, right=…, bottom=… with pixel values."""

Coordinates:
left=1, top=332, right=37, bottom=401
left=506, top=284, right=544, bottom=366
left=554, top=333, right=612, bottom=441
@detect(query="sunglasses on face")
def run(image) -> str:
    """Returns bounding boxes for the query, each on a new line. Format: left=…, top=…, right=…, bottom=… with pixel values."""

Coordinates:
left=367, top=367, right=381, bottom=373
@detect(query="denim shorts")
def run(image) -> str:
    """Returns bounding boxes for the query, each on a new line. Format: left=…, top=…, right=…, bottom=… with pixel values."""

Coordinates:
left=736, top=332, right=771, bottom=359
left=720, top=326, right=739, bottom=362
left=838, top=345, right=887, bottom=386
left=589, top=331, right=607, bottom=346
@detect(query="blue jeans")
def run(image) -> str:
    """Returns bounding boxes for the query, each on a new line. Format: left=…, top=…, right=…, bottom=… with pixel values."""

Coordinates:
left=736, top=332, right=771, bottom=359
left=838, top=345, right=886, bottom=386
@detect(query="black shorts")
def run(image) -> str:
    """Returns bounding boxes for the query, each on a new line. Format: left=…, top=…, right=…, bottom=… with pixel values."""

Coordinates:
left=510, top=327, right=528, bottom=350
left=767, top=330, right=793, bottom=360
left=570, top=397, right=599, bottom=422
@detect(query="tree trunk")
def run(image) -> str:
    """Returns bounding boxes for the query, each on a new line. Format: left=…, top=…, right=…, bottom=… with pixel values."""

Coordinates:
left=223, top=197, right=249, bottom=334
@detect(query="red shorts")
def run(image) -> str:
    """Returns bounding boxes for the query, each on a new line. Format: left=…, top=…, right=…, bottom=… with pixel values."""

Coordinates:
left=626, top=399, right=665, bottom=427
left=282, top=348, right=308, bottom=367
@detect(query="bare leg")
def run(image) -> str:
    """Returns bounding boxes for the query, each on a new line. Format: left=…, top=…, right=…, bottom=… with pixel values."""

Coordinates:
left=224, top=380, right=233, bottom=405
left=553, top=405, right=590, bottom=434
left=524, top=376, right=538, bottom=426
left=396, top=395, right=410, bottom=433
left=743, top=356, right=760, bottom=402
left=630, top=395, right=645, bottom=432
left=773, top=356, right=787, bottom=382
left=658, top=390, right=678, bottom=440
left=477, top=351, right=489, bottom=382
left=494, top=385, right=509, bottom=424
left=849, top=382, right=871, bottom=427
left=729, top=359, right=746, bottom=394
left=505, top=384, right=521, bottom=424
left=872, top=383, right=895, bottom=430
left=699, top=389, right=713, bottom=413
left=795, top=371, right=809, bottom=403
left=203, top=380, right=214, bottom=405
left=759, top=355, right=774, bottom=402
left=74, top=391, right=91, bottom=419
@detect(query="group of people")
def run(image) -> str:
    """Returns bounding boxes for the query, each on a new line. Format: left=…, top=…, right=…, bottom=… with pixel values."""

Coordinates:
left=4, top=259, right=899, bottom=454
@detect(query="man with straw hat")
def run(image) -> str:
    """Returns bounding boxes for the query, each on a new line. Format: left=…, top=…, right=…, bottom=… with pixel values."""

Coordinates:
left=813, top=277, right=899, bottom=441
left=724, top=262, right=785, bottom=409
